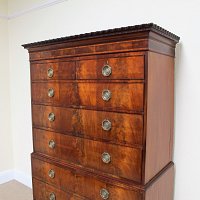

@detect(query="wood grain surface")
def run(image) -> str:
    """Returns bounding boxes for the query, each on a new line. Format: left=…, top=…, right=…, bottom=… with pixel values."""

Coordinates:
left=32, top=82, right=144, bottom=113
left=32, top=157, right=143, bottom=200
left=77, top=55, right=144, bottom=80
left=31, top=61, right=76, bottom=81
left=145, top=163, right=174, bottom=200
left=33, top=128, right=143, bottom=182
left=33, top=178, right=88, bottom=200
left=77, top=82, right=144, bottom=112
left=32, top=105, right=144, bottom=146
left=144, top=52, right=174, bottom=184
left=32, top=155, right=174, bottom=200
left=26, top=24, right=179, bottom=200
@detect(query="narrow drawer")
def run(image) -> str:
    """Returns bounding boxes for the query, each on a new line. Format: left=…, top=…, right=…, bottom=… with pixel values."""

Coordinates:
left=31, top=61, right=76, bottom=81
left=77, top=55, right=144, bottom=80
left=33, top=178, right=87, bottom=200
left=78, top=82, right=144, bottom=112
left=32, top=105, right=144, bottom=146
left=32, top=157, right=143, bottom=200
left=32, top=105, right=76, bottom=133
left=31, top=82, right=144, bottom=112
left=77, top=109, right=143, bottom=146
left=33, top=129, right=142, bottom=182
left=31, top=82, right=78, bottom=106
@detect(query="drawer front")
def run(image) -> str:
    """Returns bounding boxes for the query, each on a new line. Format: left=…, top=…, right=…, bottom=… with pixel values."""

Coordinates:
left=77, top=109, right=143, bottom=146
left=33, top=178, right=87, bottom=200
left=78, top=83, right=144, bottom=111
left=33, top=129, right=142, bottom=182
left=32, top=82, right=144, bottom=112
left=32, top=105, right=143, bottom=146
left=31, top=61, right=76, bottom=81
left=32, top=105, right=76, bottom=133
left=31, top=82, right=77, bottom=106
left=78, top=82, right=144, bottom=112
left=77, top=55, right=144, bottom=80
left=32, top=157, right=143, bottom=200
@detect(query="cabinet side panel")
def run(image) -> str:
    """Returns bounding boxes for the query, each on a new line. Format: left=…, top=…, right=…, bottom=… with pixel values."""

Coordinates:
left=145, top=164, right=174, bottom=200
left=145, top=52, right=174, bottom=183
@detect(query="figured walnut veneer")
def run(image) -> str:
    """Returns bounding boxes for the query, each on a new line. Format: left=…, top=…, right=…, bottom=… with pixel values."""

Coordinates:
left=24, top=23, right=179, bottom=200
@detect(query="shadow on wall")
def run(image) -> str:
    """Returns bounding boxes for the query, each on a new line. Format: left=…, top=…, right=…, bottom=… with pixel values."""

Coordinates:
left=174, top=41, right=182, bottom=131
left=173, top=41, right=181, bottom=199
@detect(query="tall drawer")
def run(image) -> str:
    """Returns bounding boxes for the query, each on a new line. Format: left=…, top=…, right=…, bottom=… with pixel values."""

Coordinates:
left=32, top=82, right=144, bottom=112
left=32, top=157, right=143, bottom=200
left=32, top=105, right=144, bottom=146
left=31, top=61, right=76, bottom=81
left=33, top=129, right=142, bottom=182
left=77, top=55, right=144, bottom=80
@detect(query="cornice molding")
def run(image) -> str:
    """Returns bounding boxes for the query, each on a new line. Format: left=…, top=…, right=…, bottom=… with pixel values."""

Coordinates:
left=23, top=23, right=180, bottom=49
left=0, top=0, right=67, bottom=20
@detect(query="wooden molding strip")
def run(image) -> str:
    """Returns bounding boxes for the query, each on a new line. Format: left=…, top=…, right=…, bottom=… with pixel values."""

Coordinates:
left=0, top=0, right=68, bottom=20
left=23, top=23, right=180, bottom=50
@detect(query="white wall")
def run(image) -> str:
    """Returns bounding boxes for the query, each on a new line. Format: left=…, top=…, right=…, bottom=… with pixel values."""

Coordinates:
left=0, top=0, right=7, bottom=16
left=0, top=0, right=13, bottom=175
left=4, top=0, right=200, bottom=199
left=8, top=0, right=47, bottom=14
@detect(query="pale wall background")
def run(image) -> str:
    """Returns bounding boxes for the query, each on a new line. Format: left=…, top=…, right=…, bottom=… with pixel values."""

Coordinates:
left=0, top=18, right=13, bottom=173
left=0, top=0, right=7, bottom=16
left=0, top=0, right=199, bottom=199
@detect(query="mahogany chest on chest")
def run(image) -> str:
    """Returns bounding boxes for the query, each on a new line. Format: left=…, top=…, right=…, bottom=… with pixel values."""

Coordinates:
left=23, top=23, right=180, bottom=200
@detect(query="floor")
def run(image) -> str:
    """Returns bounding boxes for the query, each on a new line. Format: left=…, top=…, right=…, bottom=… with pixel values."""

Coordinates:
left=0, top=180, right=32, bottom=200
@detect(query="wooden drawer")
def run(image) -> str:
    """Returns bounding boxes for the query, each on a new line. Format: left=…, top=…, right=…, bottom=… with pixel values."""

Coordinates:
left=31, top=61, right=76, bottom=81
left=76, top=109, right=143, bottom=146
left=25, top=24, right=179, bottom=200
left=33, top=178, right=88, bottom=200
left=32, top=105, right=76, bottom=133
left=31, top=82, right=77, bottom=106
left=32, top=105, right=144, bottom=146
left=78, top=82, right=144, bottom=112
left=33, top=128, right=142, bottom=182
left=32, top=157, right=143, bottom=200
left=77, top=55, right=144, bottom=80
left=32, top=82, right=144, bottom=112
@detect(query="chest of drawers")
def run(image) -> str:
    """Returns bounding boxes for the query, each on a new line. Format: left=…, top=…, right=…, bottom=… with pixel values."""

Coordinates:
left=23, top=23, right=179, bottom=200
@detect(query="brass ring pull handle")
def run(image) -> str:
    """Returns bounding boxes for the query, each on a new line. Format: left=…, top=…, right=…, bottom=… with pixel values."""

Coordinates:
left=49, top=140, right=56, bottom=149
left=47, top=68, right=54, bottom=78
left=49, top=192, right=56, bottom=200
left=102, top=65, right=112, bottom=77
left=102, top=119, right=112, bottom=131
left=48, top=169, right=55, bottom=179
left=48, top=113, right=55, bottom=122
left=102, top=152, right=111, bottom=164
left=48, top=88, right=55, bottom=97
left=100, top=188, right=109, bottom=199
left=102, top=89, right=112, bottom=101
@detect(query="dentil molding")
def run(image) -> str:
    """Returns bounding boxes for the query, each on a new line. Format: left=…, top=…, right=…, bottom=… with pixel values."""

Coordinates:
left=0, top=0, right=68, bottom=20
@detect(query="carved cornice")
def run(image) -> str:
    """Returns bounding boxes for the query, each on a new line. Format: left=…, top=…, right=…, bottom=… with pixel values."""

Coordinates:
left=23, top=23, right=180, bottom=49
